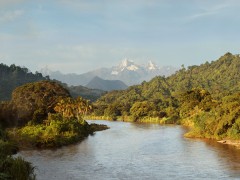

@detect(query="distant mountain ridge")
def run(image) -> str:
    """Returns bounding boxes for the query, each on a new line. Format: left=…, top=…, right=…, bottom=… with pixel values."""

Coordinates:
left=86, top=76, right=128, bottom=91
left=40, top=59, right=178, bottom=86
left=65, top=84, right=105, bottom=102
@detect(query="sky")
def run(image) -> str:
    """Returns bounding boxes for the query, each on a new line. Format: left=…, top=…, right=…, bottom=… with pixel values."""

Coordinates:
left=0, top=0, right=240, bottom=74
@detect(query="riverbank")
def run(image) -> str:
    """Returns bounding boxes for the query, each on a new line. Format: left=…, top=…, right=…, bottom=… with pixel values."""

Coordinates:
left=85, top=115, right=179, bottom=124
left=0, top=127, right=36, bottom=179
left=18, top=119, right=240, bottom=179
left=218, top=140, right=240, bottom=149
left=7, top=120, right=109, bottom=149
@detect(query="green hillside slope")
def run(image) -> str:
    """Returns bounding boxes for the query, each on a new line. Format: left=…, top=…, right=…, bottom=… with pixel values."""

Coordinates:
left=93, top=53, right=240, bottom=140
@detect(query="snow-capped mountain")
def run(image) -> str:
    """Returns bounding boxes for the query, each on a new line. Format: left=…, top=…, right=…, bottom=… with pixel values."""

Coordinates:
left=111, top=59, right=143, bottom=76
left=107, top=58, right=177, bottom=85
left=40, top=59, right=178, bottom=87
left=147, top=61, right=158, bottom=70
left=116, top=59, right=140, bottom=72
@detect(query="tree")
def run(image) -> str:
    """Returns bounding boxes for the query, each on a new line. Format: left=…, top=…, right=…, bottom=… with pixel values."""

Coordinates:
left=130, top=101, right=155, bottom=121
left=11, top=81, right=70, bottom=125
left=54, top=97, right=92, bottom=123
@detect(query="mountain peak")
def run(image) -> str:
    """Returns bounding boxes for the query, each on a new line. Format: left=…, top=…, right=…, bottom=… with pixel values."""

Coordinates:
left=147, top=61, right=158, bottom=70
left=119, top=58, right=134, bottom=68
left=117, top=58, right=139, bottom=72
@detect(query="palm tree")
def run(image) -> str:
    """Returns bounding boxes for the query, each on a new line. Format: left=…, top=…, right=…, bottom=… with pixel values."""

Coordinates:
left=54, top=97, right=92, bottom=122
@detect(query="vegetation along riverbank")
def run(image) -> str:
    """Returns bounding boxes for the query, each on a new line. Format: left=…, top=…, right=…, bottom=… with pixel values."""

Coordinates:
left=0, top=81, right=108, bottom=178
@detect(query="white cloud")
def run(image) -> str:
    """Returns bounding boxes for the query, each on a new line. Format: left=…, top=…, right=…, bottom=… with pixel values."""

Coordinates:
left=184, top=1, right=238, bottom=22
left=0, top=10, right=24, bottom=23
left=58, top=0, right=105, bottom=12
left=0, top=0, right=27, bottom=7
left=30, top=44, right=147, bottom=73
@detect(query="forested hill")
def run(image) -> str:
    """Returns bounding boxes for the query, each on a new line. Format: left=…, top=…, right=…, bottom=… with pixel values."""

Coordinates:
left=167, top=52, right=240, bottom=98
left=86, top=76, right=128, bottom=91
left=94, top=53, right=240, bottom=120
left=0, top=63, right=47, bottom=101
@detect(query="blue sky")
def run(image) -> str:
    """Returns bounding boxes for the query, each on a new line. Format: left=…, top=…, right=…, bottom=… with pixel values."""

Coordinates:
left=0, top=0, right=240, bottom=73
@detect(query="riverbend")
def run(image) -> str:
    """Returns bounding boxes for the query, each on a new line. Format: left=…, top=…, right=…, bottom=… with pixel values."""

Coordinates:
left=18, top=120, right=240, bottom=180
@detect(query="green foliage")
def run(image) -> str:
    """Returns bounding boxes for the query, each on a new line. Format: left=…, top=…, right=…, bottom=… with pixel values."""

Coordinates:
left=104, top=103, right=122, bottom=120
left=178, top=88, right=214, bottom=118
left=0, top=126, right=35, bottom=180
left=10, top=114, right=91, bottom=148
left=185, top=93, right=240, bottom=139
left=0, top=126, right=18, bottom=159
left=11, top=80, right=71, bottom=125
left=167, top=52, right=240, bottom=99
left=54, top=97, right=92, bottom=123
left=0, top=156, right=35, bottom=180
left=93, top=53, right=240, bottom=140
left=227, top=118, right=240, bottom=139
left=0, top=102, right=16, bottom=127
left=32, top=108, right=46, bottom=124
left=54, top=80, right=106, bottom=102
left=0, top=63, right=47, bottom=101
left=3, top=80, right=108, bottom=148
left=0, top=140, right=18, bottom=159
left=9, top=111, right=108, bottom=148
left=130, top=101, right=155, bottom=121
left=94, top=76, right=178, bottom=122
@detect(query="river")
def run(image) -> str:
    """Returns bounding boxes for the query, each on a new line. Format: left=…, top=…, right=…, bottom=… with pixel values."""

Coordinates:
left=18, top=120, right=240, bottom=180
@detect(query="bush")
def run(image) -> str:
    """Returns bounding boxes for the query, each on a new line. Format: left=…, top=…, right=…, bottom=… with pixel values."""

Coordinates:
left=11, top=81, right=70, bottom=125
left=0, top=157, right=35, bottom=180
left=0, top=126, right=35, bottom=180
left=9, top=114, right=101, bottom=148
left=227, top=118, right=240, bottom=139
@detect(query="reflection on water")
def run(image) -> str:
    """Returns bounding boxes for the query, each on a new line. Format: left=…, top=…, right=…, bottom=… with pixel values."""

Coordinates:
left=18, top=120, right=240, bottom=180
left=204, top=140, right=240, bottom=174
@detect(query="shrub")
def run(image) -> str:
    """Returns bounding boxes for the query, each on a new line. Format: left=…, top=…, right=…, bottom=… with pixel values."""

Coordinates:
left=11, top=114, right=94, bottom=148
left=0, top=157, right=35, bottom=180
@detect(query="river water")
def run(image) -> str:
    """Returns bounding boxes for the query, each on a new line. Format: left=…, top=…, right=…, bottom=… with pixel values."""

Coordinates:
left=18, top=120, right=240, bottom=180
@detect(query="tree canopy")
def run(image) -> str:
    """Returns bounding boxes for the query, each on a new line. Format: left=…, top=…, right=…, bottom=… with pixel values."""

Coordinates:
left=8, top=81, right=70, bottom=126
left=0, top=63, right=47, bottom=101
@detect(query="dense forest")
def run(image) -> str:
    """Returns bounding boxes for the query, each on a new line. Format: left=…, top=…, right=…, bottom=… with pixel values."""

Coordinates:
left=93, top=53, right=240, bottom=140
left=0, top=63, right=47, bottom=101
left=62, top=83, right=106, bottom=102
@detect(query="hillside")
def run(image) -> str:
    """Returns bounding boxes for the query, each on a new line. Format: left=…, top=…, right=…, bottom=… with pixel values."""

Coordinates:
left=0, top=63, right=47, bottom=101
left=67, top=84, right=106, bottom=102
left=167, top=52, right=240, bottom=98
left=93, top=74, right=177, bottom=120
left=96, top=52, right=240, bottom=106
left=93, top=53, right=240, bottom=139
left=95, top=53, right=240, bottom=108
left=86, top=76, right=128, bottom=91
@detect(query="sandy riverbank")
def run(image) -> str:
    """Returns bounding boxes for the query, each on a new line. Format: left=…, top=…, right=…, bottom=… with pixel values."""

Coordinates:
left=218, top=140, right=240, bottom=149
